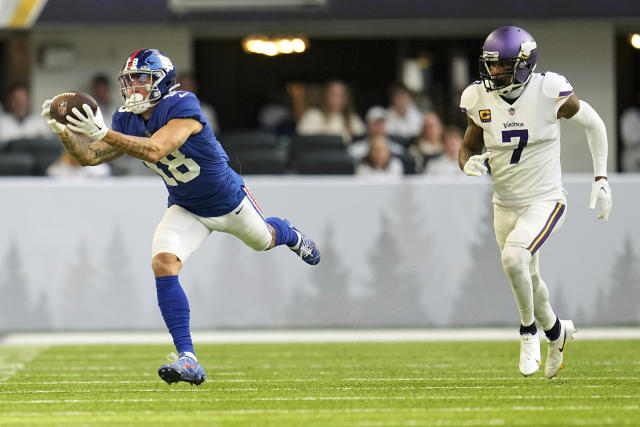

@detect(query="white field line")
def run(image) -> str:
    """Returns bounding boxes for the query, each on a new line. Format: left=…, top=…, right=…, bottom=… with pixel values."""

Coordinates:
left=2, top=327, right=640, bottom=346
left=0, top=384, right=609, bottom=393
left=0, top=408, right=638, bottom=420
left=6, top=376, right=640, bottom=385
left=0, top=396, right=638, bottom=405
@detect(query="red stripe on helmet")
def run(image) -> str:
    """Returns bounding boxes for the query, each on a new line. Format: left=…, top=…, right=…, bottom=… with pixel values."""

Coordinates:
left=126, top=49, right=143, bottom=69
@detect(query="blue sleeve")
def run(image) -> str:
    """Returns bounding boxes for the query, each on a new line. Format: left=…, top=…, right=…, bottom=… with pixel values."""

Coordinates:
left=164, top=91, right=207, bottom=126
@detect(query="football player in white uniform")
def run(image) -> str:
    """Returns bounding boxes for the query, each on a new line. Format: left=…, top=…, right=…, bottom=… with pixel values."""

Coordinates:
left=459, top=26, right=611, bottom=378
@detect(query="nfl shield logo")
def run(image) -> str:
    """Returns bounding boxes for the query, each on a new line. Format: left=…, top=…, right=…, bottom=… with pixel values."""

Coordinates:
left=509, top=107, right=516, bottom=116
left=57, top=101, right=67, bottom=115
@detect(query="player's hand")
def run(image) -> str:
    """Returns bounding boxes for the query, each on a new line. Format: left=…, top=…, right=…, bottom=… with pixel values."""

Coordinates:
left=589, top=178, right=612, bottom=221
left=463, top=152, right=490, bottom=177
left=41, top=99, right=66, bottom=134
left=66, top=104, right=108, bottom=140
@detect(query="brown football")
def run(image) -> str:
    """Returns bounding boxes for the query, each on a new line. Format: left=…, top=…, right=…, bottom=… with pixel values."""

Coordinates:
left=49, top=92, right=98, bottom=125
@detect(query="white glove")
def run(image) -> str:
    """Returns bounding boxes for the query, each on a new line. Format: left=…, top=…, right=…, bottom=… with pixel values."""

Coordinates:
left=66, top=104, right=108, bottom=140
left=40, top=99, right=66, bottom=134
left=463, top=151, right=490, bottom=177
left=589, top=179, right=612, bottom=221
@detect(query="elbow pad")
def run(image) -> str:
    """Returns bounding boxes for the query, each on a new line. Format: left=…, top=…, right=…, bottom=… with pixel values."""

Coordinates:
left=568, top=100, right=608, bottom=177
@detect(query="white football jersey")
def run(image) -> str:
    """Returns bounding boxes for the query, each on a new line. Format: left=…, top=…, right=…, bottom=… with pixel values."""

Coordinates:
left=460, top=72, right=573, bottom=206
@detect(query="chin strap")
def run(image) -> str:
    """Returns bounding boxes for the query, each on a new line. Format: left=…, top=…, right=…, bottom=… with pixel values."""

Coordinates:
left=568, top=100, right=608, bottom=177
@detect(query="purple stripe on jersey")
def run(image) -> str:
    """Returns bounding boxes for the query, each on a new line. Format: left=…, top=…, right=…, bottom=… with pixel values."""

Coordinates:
left=527, top=203, right=565, bottom=255
left=460, top=107, right=467, bottom=112
left=558, top=90, right=573, bottom=97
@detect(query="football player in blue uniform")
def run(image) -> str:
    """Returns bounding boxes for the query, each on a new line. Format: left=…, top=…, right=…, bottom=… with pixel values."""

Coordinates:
left=41, top=49, right=320, bottom=386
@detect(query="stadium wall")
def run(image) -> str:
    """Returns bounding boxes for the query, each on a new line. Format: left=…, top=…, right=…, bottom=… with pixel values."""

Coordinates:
left=0, top=175, right=637, bottom=331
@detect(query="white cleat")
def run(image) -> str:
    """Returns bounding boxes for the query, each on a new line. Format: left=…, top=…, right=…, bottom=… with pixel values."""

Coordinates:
left=545, top=319, right=577, bottom=379
left=519, top=332, right=542, bottom=376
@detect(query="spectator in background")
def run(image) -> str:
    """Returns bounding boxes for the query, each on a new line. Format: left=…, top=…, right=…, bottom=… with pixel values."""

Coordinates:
left=177, top=72, right=220, bottom=135
left=349, top=106, right=405, bottom=162
left=355, top=134, right=404, bottom=180
left=0, top=84, right=51, bottom=146
left=47, top=151, right=111, bottom=179
left=90, top=74, right=118, bottom=128
left=409, top=112, right=445, bottom=172
left=619, top=99, right=640, bottom=171
left=385, top=83, right=423, bottom=139
left=258, top=90, right=295, bottom=136
left=424, top=126, right=465, bottom=177
left=297, top=80, right=365, bottom=143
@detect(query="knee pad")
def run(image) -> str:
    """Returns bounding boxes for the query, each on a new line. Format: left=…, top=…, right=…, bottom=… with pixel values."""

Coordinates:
left=501, top=245, right=532, bottom=276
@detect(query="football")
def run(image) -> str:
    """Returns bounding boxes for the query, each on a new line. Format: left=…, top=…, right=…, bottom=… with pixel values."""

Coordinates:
left=49, top=91, right=98, bottom=125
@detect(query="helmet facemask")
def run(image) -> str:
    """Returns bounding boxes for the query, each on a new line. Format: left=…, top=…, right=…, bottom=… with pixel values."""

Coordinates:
left=479, top=40, right=537, bottom=96
left=118, top=69, right=167, bottom=114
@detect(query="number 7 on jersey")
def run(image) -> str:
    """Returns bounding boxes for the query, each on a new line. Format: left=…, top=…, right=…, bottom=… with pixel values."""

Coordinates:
left=502, top=129, right=529, bottom=164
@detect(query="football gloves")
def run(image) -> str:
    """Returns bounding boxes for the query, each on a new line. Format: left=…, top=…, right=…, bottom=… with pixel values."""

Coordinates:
left=40, top=99, right=66, bottom=134
left=589, top=178, right=612, bottom=221
left=66, top=104, right=108, bottom=141
left=463, top=152, right=490, bottom=177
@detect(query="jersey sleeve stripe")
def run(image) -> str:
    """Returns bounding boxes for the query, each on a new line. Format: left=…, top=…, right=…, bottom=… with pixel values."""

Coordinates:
left=460, top=107, right=467, bottom=112
left=527, top=202, right=565, bottom=255
left=558, top=90, right=573, bottom=98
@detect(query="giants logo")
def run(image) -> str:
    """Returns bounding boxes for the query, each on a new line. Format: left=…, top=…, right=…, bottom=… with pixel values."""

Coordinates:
left=479, top=109, right=491, bottom=123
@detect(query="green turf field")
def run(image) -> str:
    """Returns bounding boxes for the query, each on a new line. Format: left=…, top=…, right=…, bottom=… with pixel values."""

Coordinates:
left=0, top=340, right=638, bottom=426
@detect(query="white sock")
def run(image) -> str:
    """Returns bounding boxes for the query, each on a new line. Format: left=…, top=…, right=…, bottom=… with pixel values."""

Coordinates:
left=182, top=351, right=197, bottom=361
left=289, top=231, right=302, bottom=250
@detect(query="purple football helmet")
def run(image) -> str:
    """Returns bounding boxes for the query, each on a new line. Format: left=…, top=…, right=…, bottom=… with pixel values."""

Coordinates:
left=479, top=26, right=538, bottom=94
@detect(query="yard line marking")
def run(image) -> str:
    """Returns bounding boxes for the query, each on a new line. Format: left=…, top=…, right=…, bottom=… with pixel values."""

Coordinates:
left=0, top=384, right=607, bottom=393
left=1, top=396, right=637, bottom=404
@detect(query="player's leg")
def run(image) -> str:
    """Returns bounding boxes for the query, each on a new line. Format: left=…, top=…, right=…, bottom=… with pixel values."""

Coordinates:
left=151, top=204, right=211, bottom=385
left=507, top=200, right=573, bottom=377
left=530, top=252, right=557, bottom=331
left=495, top=204, right=541, bottom=376
left=524, top=209, right=577, bottom=378
left=214, top=186, right=320, bottom=264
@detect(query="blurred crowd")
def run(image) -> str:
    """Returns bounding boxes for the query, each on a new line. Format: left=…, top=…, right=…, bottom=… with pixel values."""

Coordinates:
left=0, top=76, right=465, bottom=180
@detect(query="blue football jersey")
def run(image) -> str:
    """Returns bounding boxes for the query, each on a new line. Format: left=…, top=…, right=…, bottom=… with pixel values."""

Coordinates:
left=111, top=91, right=245, bottom=217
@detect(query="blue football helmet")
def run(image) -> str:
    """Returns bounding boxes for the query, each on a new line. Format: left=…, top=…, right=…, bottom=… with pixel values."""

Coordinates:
left=118, top=48, right=178, bottom=114
left=479, top=26, right=538, bottom=95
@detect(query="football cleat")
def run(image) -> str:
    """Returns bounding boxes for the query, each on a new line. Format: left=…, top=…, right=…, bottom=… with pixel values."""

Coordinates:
left=158, top=352, right=206, bottom=386
left=545, top=319, right=576, bottom=379
left=284, top=219, right=320, bottom=265
left=519, top=331, right=542, bottom=376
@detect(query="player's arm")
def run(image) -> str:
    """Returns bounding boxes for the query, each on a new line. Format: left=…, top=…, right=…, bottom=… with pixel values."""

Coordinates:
left=559, top=93, right=612, bottom=220
left=64, top=101, right=203, bottom=163
left=59, top=130, right=124, bottom=166
left=459, top=115, right=490, bottom=176
left=41, top=99, right=123, bottom=166
left=100, top=118, right=203, bottom=163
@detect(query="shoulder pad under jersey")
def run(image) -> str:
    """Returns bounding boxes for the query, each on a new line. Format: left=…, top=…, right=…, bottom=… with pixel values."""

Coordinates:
left=541, top=71, right=574, bottom=99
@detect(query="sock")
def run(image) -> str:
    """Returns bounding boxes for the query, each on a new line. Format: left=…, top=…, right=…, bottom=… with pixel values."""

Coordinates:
left=519, top=321, right=537, bottom=335
left=266, top=217, right=301, bottom=248
left=155, top=275, right=194, bottom=355
left=544, top=317, right=561, bottom=341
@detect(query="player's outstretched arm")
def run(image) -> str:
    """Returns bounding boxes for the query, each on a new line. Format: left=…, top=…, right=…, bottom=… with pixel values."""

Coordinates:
left=459, top=115, right=489, bottom=176
left=41, top=99, right=123, bottom=166
left=560, top=94, right=612, bottom=220
left=100, top=118, right=203, bottom=163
